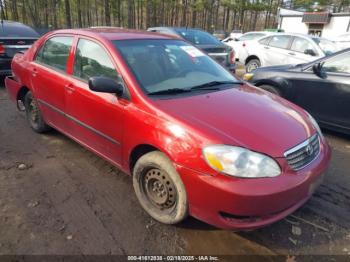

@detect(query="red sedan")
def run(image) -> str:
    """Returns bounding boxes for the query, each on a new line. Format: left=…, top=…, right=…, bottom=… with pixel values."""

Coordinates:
left=5, top=28, right=331, bottom=230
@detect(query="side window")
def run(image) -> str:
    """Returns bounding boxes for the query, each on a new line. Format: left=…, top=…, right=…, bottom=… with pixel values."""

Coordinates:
left=73, top=39, right=120, bottom=82
left=268, top=35, right=291, bottom=49
left=258, top=37, right=271, bottom=45
left=35, top=36, right=73, bottom=71
left=322, top=53, right=350, bottom=74
left=291, top=37, right=316, bottom=54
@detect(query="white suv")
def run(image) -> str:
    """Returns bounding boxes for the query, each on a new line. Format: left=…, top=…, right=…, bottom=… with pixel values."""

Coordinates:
left=243, top=33, right=339, bottom=72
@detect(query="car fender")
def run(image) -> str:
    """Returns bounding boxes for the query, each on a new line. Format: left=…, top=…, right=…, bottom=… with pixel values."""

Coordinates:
left=254, top=77, right=292, bottom=98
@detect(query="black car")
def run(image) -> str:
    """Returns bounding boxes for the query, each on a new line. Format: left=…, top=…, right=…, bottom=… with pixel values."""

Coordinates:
left=0, top=20, right=39, bottom=76
left=147, top=27, right=235, bottom=73
left=245, top=48, right=350, bottom=135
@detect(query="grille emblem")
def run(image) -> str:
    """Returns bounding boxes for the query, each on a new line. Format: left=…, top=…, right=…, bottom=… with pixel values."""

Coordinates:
left=305, top=145, right=314, bottom=156
left=17, top=41, right=26, bottom=44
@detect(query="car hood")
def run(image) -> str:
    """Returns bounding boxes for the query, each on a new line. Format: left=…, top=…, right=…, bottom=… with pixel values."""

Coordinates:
left=153, top=84, right=315, bottom=158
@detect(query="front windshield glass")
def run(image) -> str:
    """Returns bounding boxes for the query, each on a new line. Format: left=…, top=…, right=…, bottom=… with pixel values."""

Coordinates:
left=174, top=29, right=221, bottom=45
left=113, top=39, right=237, bottom=95
left=313, top=38, right=339, bottom=56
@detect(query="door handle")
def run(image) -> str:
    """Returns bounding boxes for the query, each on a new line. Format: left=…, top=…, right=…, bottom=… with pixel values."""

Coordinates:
left=32, top=68, right=38, bottom=77
left=264, top=46, right=270, bottom=49
left=288, top=52, right=296, bottom=56
left=65, top=83, right=75, bottom=93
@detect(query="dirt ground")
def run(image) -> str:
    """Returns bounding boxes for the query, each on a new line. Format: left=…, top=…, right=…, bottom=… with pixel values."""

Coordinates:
left=0, top=84, right=350, bottom=257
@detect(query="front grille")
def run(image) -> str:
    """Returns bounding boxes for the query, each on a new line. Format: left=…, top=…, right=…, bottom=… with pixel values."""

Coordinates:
left=284, top=134, right=320, bottom=171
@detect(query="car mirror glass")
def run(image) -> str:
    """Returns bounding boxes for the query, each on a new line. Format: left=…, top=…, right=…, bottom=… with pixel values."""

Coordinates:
left=312, top=63, right=327, bottom=79
left=304, top=49, right=317, bottom=56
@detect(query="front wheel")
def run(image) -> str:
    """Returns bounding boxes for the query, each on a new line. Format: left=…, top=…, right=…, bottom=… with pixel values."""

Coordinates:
left=246, top=59, right=261, bottom=73
left=24, top=91, right=51, bottom=133
left=133, top=151, right=188, bottom=224
left=259, top=84, right=281, bottom=96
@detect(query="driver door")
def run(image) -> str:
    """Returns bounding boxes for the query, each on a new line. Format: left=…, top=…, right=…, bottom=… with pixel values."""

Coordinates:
left=291, top=52, right=350, bottom=130
left=65, top=38, right=128, bottom=166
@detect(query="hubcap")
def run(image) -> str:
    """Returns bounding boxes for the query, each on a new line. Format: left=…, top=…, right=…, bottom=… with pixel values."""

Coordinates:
left=247, top=62, right=259, bottom=72
left=143, top=168, right=176, bottom=210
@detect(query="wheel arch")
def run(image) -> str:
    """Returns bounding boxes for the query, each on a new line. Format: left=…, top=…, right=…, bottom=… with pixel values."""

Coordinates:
left=245, top=55, right=260, bottom=65
left=254, top=77, right=291, bottom=98
left=128, top=144, right=161, bottom=173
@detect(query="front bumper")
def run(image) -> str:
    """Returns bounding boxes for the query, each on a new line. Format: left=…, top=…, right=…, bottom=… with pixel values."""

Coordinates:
left=176, top=137, right=331, bottom=230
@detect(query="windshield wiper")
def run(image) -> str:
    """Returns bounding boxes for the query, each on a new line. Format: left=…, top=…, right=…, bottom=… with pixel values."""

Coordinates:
left=147, top=88, right=191, bottom=96
left=189, top=80, right=243, bottom=90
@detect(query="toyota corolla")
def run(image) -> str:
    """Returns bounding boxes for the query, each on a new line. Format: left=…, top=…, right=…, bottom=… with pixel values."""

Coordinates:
left=5, top=28, right=331, bottom=230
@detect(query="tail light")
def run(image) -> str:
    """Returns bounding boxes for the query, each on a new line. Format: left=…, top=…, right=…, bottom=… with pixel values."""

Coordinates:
left=0, top=44, right=5, bottom=54
left=230, top=50, right=235, bottom=64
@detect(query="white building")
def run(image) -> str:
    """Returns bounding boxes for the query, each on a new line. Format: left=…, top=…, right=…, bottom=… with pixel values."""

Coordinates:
left=278, top=8, right=350, bottom=38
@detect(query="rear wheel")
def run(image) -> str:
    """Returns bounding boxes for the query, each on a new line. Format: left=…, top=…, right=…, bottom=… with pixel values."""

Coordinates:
left=24, top=91, right=51, bottom=133
left=133, top=151, right=188, bottom=224
left=259, top=84, right=281, bottom=96
left=246, top=59, right=261, bottom=72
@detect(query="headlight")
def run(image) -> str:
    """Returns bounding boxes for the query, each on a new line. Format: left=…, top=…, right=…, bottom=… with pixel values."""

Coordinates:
left=243, top=73, right=254, bottom=81
left=306, top=112, right=323, bottom=137
left=203, top=145, right=281, bottom=178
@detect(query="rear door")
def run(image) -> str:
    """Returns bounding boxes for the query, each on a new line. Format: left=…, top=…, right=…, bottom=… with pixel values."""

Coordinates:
left=288, top=36, right=320, bottom=64
left=264, top=35, right=292, bottom=66
left=31, top=35, right=74, bottom=131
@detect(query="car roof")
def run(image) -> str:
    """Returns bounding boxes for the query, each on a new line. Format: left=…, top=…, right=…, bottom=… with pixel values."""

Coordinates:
left=49, top=28, right=180, bottom=41
left=148, top=27, right=205, bottom=31
left=0, top=20, right=39, bottom=37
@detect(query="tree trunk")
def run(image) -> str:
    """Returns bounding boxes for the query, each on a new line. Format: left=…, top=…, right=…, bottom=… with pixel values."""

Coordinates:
left=64, top=0, right=72, bottom=28
left=105, top=0, right=111, bottom=26
left=77, top=0, right=83, bottom=27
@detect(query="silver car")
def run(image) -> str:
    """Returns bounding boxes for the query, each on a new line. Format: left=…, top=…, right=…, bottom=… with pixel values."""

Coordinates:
left=243, top=33, right=339, bottom=72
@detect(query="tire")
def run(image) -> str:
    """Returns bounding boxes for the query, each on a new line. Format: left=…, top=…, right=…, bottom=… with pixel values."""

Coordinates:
left=259, top=84, right=281, bottom=96
left=133, top=151, right=188, bottom=224
left=24, top=91, right=51, bottom=133
left=246, top=59, right=261, bottom=73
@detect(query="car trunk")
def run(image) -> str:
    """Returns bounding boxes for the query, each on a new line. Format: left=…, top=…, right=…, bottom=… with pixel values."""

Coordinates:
left=0, top=37, right=37, bottom=58
left=197, top=44, right=230, bottom=67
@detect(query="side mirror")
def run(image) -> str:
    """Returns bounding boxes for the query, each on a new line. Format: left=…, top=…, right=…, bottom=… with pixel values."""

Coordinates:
left=88, top=76, right=124, bottom=96
left=304, top=49, right=317, bottom=56
left=312, top=63, right=327, bottom=79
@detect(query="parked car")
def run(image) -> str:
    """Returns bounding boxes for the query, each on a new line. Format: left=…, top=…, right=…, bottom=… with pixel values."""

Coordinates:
left=6, top=28, right=330, bottom=230
left=332, top=33, right=350, bottom=50
left=244, top=48, right=350, bottom=135
left=0, top=20, right=39, bottom=76
left=229, top=29, right=243, bottom=39
left=222, top=31, right=274, bottom=65
left=243, top=33, right=339, bottom=72
left=147, top=27, right=235, bottom=73
left=212, top=30, right=227, bottom=40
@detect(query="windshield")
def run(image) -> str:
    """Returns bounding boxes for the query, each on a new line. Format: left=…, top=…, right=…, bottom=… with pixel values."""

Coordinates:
left=114, top=39, right=238, bottom=95
left=174, top=29, right=221, bottom=45
left=313, top=38, right=339, bottom=56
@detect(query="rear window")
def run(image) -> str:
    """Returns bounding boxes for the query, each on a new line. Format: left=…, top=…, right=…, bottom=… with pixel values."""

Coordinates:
left=268, top=35, right=291, bottom=49
left=35, top=36, right=73, bottom=71
left=0, top=22, right=39, bottom=37
left=238, top=33, right=266, bottom=41
left=258, top=37, right=270, bottom=45
left=174, top=29, right=220, bottom=45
